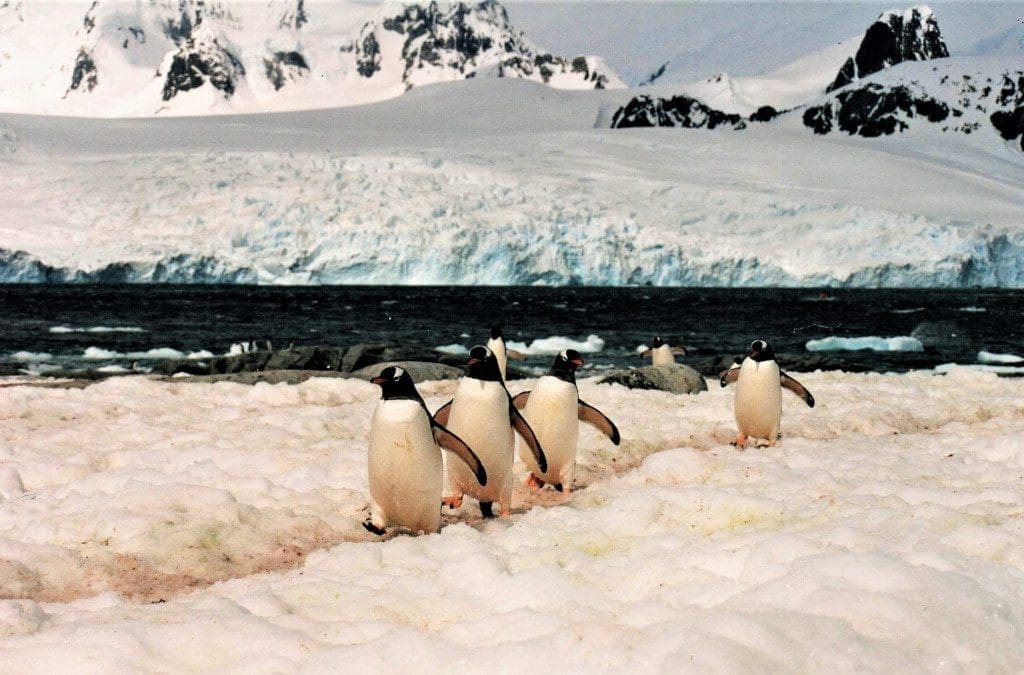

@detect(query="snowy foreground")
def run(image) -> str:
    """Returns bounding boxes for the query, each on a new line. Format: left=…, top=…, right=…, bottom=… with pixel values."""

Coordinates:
left=1, top=370, right=1023, bottom=670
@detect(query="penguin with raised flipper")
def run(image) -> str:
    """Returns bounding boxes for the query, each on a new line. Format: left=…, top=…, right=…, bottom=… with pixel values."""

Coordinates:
left=365, top=366, right=487, bottom=535
left=486, top=327, right=526, bottom=381
left=434, top=346, right=545, bottom=518
left=640, top=336, right=687, bottom=366
left=513, top=349, right=620, bottom=495
left=719, top=340, right=815, bottom=449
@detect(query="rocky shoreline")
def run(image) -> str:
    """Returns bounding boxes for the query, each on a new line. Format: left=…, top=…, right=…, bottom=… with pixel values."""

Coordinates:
left=1, top=341, right=1009, bottom=390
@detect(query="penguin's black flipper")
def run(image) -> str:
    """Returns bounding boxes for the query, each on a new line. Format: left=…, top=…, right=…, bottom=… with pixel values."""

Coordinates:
left=432, top=422, right=488, bottom=486
left=362, top=520, right=386, bottom=536
left=509, top=404, right=547, bottom=473
left=640, top=349, right=653, bottom=359
left=671, top=346, right=687, bottom=355
left=433, top=399, right=454, bottom=426
left=719, top=367, right=740, bottom=387
left=578, top=400, right=620, bottom=445
left=780, top=372, right=815, bottom=408
left=511, top=391, right=530, bottom=409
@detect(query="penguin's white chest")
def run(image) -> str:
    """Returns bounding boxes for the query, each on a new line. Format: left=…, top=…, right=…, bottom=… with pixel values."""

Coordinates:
left=520, top=376, right=578, bottom=483
left=446, top=379, right=513, bottom=499
left=368, top=400, right=442, bottom=531
left=734, top=358, right=782, bottom=439
left=651, top=345, right=675, bottom=366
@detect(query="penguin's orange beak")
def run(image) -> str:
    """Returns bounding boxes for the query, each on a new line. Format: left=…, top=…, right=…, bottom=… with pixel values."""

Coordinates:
left=571, top=356, right=584, bottom=367
left=371, top=376, right=386, bottom=385
left=467, top=357, right=481, bottom=366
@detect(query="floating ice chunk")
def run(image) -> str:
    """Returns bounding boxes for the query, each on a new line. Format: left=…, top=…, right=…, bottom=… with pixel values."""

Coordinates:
left=935, top=363, right=1024, bottom=375
left=506, top=334, right=605, bottom=356
left=958, top=307, right=987, bottom=313
left=435, top=344, right=469, bottom=355
left=806, top=336, right=924, bottom=352
left=977, top=351, right=1023, bottom=364
left=83, top=347, right=120, bottom=360
left=10, top=351, right=53, bottom=363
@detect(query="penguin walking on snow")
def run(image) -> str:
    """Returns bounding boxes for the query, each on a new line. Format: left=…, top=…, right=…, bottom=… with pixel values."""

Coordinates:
left=513, top=349, right=620, bottom=494
left=640, top=336, right=687, bottom=366
left=365, top=366, right=487, bottom=535
left=719, top=340, right=815, bottom=448
left=434, top=346, right=546, bottom=518
left=486, top=327, right=526, bottom=381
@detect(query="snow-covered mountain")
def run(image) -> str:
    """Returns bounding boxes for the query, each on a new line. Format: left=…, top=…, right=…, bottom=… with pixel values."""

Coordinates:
left=826, top=5, right=949, bottom=92
left=0, top=0, right=623, bottom=116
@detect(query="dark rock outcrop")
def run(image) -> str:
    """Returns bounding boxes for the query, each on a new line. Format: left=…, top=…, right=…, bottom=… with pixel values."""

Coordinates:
left=599, top=364, right=707, bottom=394
left=990, top=73, right=1024, bottom=151
left=264, top=50, right=309, bottom=90
left=161, top=36, right=245, bottom=101
left=611, top=95, right=744, bottom=129
left=803, top=83, right=949, bottom=137
left=827, top=6, right=949, bottom=93
left=68, top=48, right=98, bottom=93
left=353, top=361, right=465, bottom=383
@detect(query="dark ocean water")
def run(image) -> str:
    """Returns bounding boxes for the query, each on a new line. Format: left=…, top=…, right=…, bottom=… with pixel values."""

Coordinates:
left=0, top=286, right=1021, bottom=375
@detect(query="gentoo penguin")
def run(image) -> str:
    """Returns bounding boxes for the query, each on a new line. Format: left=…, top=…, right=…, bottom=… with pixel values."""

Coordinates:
left=513, top=349, right=620, bottom=494
left=365, top=366, right=487, bottom=535
left=719, top=340, right=815, bottom=448
left=640, top=336, right=687, bottom=366
left=486, top=327, right=526, bottom=380
left=434, top=346, right=546, bottom=518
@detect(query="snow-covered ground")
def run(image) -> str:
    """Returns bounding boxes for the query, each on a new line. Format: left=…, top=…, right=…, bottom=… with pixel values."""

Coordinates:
left=1, top=370, right=1023, bottom=669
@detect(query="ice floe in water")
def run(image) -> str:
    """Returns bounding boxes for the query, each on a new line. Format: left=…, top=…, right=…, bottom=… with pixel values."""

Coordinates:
left=0, top=371, right=1022, bottom=668
left=805, top=336, right=924, bottom=352
left=506, top=334, right=605, bottom=356
left=435, top=344, right=470, bottom=355
left=978, top=351, right=1024, bottom=364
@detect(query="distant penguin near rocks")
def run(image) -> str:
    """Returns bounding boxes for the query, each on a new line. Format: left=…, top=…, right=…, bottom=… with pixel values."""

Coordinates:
left=486, top=327, right=526, bottom=380
left=640, top=336, right=687, bottom=366
left=365, top=366, right=487, bottom=535
left=719, top=340, right=815, bottom=449
left=434, top=346, right=546, bottom=518
left=513, top=349, right=620, bottom=494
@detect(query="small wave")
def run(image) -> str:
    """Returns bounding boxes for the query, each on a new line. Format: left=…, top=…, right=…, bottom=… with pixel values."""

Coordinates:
left=890, top=308, right=925, bottom=314
left=978, top=351, right=1023, bottom=364
left=435, top=344, right=469, bottom=355
left=187, top=350, right=215, bottom=360
left=10, top=351, right=54, bottom=363
left=506, top=334, right=605, bottom=356
left=806, top=336, right=924, bottom=352
left=958, top=306, right=986, bottom=313
left=50, top=326, right=145, bottom=334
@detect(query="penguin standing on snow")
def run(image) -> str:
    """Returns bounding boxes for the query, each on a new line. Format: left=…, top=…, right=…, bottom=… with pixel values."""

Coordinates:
left=719, top=340, right=815, bottom=448
left=513, top=349, right=620, bottom=494
left=434, top=346, right=546, bottom=518
left=365, top=366, right=487, bottom=535
left=486, top=327, right=526, bottom=381
left=640, top=336, right=687, bottom=366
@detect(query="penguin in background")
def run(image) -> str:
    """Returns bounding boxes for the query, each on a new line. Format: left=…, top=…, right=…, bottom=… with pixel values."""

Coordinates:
left=719, top=340, right=815, bottom=449
left=365, top=366, right=487, bottom=535
left=434, top=346, right=546, bottom=518
left=486, top=326, right=526, bottom=381
left=513, top=349, right=620, bottom=494
left=640, top=336, right=687, bottom=366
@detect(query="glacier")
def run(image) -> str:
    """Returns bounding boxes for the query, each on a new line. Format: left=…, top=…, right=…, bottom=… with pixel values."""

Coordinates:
left=1, top=74, right=1023, bottom=287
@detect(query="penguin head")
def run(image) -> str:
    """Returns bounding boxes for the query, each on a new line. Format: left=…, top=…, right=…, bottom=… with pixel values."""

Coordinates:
left=466, top=345, right=503, bottom=382
left=371, top=366, right=421, bottom=400
left=651, top=336, right=666, bottom=348
left=749, top=340, right=776, bottom=362
left=549, top=348, right=584, bottom=383
left=489, top=326, right=504, bottom=340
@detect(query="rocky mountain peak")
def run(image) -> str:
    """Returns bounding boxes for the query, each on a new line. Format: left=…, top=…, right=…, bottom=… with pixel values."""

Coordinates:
left=827, top=5, right=949, bottom=92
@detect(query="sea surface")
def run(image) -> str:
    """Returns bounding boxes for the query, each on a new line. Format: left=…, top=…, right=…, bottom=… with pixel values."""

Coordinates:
left=0, top=285, right=1021, bottom=376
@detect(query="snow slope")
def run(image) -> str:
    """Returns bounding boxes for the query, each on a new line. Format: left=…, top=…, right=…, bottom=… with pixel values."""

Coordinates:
left=1, top=76, right=1022, bottom=286
left=0, top=370, right=1023, bottom=669
left=0, top=0, right=623, bottom=117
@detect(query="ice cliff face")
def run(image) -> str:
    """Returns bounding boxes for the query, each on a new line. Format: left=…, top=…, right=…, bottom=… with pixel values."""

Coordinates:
left=1, top=0, right=623, bottom=115
left=826, top=5, right=949, bottom=93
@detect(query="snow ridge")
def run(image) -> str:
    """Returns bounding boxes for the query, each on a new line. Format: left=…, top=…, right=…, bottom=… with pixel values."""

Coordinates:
left=0, top=0, right=623, bottom=116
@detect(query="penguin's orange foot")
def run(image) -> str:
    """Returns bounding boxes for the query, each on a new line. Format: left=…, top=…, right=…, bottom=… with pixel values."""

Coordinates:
left=524, top=473, right=545, bottom=490
left=733, top=434, right=748, bottom=449
left=500, top=504, right=511, bottom=518
left=442, top=495, right=463, bottom=509
left=767, top=439, right=777, bottom=448
left=560, top=483, right=571, bottom=495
